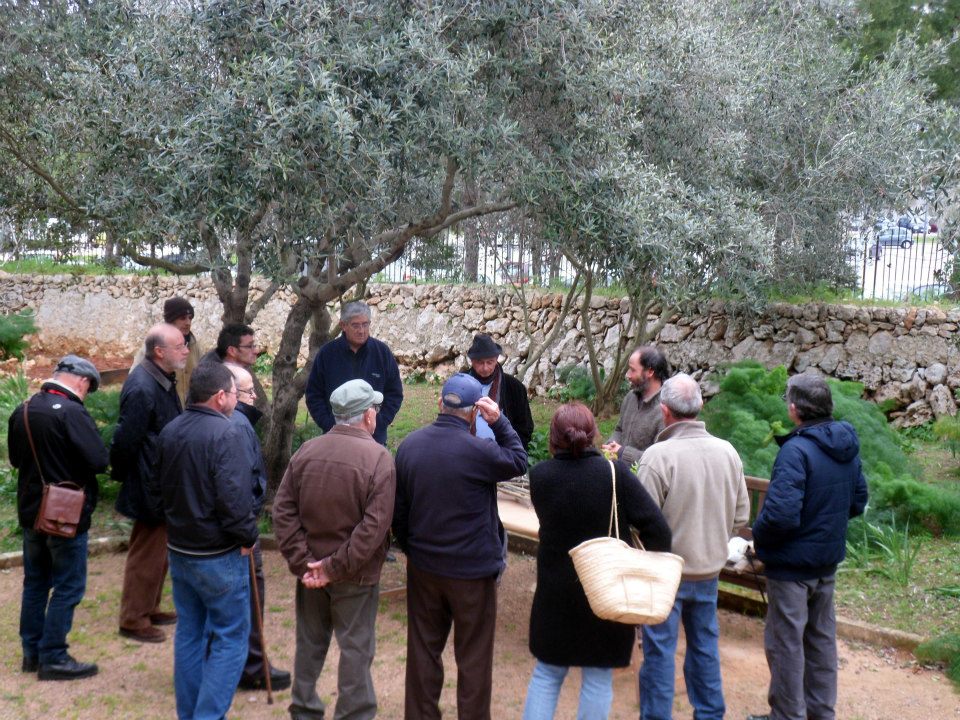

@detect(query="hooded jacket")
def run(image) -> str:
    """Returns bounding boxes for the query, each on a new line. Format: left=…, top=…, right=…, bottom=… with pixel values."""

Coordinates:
left=752, top=418, right=869, bottom=581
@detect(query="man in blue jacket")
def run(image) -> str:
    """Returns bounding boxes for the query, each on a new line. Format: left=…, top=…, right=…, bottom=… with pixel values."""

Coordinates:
left=748, top=373, right=868, bottom=720
left=393, top=373, right=528, bottom=720
left=305, top=301, right=403, bottom=446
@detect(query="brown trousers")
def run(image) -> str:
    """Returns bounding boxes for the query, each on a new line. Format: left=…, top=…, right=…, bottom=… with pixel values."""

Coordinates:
left=404, top=563, right=497, bottom=720
left=119, top=521, right=169, bottom=631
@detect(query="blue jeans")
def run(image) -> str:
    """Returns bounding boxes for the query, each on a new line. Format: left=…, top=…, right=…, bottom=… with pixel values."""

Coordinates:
left=522, top=661, right=613, bottom=720
left=20, top=529, right=88, bottom=664
left=169, top=549, right=250, bottom=720
left=639, top=577, right=724, bottom=720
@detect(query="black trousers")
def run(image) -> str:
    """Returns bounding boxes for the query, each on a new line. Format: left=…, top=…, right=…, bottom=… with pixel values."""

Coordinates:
left=404, top=562, right=497, bottom=720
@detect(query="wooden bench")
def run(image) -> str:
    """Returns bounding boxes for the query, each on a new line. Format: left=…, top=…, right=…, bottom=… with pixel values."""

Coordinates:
left=718, top=475, right=770, bottom=610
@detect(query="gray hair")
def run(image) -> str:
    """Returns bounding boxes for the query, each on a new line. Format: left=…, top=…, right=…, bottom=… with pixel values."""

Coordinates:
left=786, top=373, right=833, bottom=421
left=335, top=412, right=367, bottom=426
left=660, top=373, right=702, bottom=419
left=340, top=301, right=371, bottom=324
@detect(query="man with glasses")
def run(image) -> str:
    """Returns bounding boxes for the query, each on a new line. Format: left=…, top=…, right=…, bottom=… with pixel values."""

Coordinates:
left=134, top=297, right=202, bottom=408
left=201, top=323, right=268, bottom=412
left=223, top=364, right=291, bottom=693
left=274, top=379, right=396, bottom=720
left=112, top=323, right=189, bottom=643
left=306, top=301, right=403, bottom=446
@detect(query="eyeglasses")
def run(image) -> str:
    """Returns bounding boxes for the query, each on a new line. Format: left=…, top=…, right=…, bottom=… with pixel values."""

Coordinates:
left=224, top=388, right=237, bottom=396
left=237, top=343, right=259, bottom=350
left=372, top=403, right=382, bottom=414
left=238, top=387, right=256, bottom=399
left=347, top=322, right=371, bottom=330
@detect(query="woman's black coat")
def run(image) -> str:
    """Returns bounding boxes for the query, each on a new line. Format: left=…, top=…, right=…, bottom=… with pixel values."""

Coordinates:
left=528, top=449, right=672, bottom=668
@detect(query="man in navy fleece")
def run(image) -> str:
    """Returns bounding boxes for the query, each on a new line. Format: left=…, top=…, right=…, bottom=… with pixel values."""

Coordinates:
left=305, top=301, right=403, bottom=446
left=393, top=373, right=528, bottom=720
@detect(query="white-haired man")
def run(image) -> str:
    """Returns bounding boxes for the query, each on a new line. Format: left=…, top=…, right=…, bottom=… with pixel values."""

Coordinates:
left=635, top=373, right=749, bottom=720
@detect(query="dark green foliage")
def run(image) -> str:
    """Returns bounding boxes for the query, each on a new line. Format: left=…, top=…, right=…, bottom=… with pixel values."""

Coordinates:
left=932, top=416, right=960, bottom=458
left=703, top=361, right=960, bottom=535
left=526, top=428, right=551, bottom=465
left=915, top=633, right=960, bottom=689
left=550, top=365, right=598, bottom=403
left=0, top=312, right=36, bottom=361
left=84, top=389, right=122, bottom=449
left=291, top=417, right=323, bottom=456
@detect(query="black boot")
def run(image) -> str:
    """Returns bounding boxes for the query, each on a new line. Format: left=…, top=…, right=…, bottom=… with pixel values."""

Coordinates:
left=38, top=655, right=98, bottom=681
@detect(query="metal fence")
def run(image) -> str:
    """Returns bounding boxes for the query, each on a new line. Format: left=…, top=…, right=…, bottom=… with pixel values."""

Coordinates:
left=3, top=223, right=954, bottom=301
left=846, top=231, right=952, bottom=302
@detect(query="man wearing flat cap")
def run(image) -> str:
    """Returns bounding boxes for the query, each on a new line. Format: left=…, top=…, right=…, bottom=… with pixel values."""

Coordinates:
left=274, top=379, right=397, bottom=720
left=393, top=373, right=528, bottom=720
left=465, top=333, right=534, bottom=451
left=8, top=355, right=108, bottom=680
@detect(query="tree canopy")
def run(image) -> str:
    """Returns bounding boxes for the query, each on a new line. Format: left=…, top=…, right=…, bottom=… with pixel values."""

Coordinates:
left=1, top=0, right=957, bottom=481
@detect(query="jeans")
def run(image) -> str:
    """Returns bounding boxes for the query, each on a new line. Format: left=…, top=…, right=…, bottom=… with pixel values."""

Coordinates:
left=169, top=549, right=250, bottom=720
left=764, top=576, right=837, bottom=720
left=522, top=661, right=613, bottom=720
left=20, top=529, right=89, bottom=665
left=639, top=577, right=724, bottom=720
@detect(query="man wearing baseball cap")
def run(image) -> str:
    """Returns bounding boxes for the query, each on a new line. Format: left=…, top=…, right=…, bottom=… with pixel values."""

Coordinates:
left=274, top=379, right=396, bottom=720
left=393, top=373, right=528, bottom=720
left=9, top=355, right=108, bottom=680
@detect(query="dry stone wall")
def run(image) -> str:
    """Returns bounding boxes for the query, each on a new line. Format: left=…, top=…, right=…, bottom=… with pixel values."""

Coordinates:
left=2, top=272, right=958, bottom=425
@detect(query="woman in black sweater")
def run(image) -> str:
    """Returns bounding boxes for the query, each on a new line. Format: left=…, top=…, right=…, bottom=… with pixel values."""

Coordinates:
left=522, top=402, right=672, bottom=719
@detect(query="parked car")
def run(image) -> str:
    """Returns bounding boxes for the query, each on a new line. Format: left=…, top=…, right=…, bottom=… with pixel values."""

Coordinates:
left=897, top=213, right=926, bottom=233
left=874, top=227, right=914, bottom=250
left=904, top=283, right=954, bottom=302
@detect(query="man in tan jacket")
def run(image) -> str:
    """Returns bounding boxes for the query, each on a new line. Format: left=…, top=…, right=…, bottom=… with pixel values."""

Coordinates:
left=273, top=379, right=396, bottom=720
left=635, top=373, right=749, bottom=720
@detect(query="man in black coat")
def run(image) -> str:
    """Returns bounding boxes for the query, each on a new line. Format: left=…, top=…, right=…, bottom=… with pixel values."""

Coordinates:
left=9, top=355, right=108, bottom=680
left=112, top=322, right=189, bottom=643
left=465, top=333, right=534, bottom=451
left=153, top=362, right=258, bottom=720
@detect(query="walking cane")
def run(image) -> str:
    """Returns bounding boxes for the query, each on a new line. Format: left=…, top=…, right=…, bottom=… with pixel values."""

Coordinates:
left=248, top=551, right=274, bottom=705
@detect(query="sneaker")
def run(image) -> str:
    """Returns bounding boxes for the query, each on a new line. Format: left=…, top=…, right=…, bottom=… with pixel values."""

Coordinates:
left=119, top=625, right=166, bottom=643
left=38, top=655, right=98, bottom=681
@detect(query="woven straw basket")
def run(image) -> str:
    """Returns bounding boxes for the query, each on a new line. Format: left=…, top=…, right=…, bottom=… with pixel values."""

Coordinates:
left=569, top=536, right=684, bottom=625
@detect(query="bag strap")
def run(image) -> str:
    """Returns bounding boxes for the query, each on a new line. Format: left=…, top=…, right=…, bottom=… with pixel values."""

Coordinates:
left=607, top=459, right=619, bottom=539
left=22, top=397, right=48, bottom=486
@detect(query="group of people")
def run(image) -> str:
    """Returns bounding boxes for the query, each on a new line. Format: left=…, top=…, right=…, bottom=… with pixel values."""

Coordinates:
left=9, top=297, right=868, bottom=720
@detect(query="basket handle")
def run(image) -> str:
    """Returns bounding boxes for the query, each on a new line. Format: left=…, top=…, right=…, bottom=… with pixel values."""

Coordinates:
left=607, top=459, right=619, bottom=539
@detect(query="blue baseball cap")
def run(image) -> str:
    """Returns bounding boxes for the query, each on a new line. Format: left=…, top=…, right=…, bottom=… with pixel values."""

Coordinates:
left=441, top=373, right=482, bottom=408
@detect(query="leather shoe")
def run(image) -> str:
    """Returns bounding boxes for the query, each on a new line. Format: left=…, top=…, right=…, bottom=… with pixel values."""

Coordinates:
left=149, top=611, right=178, bottom=626
left=22, top=656, right=38, bottom=673
left=746, top=715, right=771, bottom=720
left=38, top=655, right=98, bottom=681
left=238, top=666, right=292, bottom=691
left=119, top=625, right=166, bottom=643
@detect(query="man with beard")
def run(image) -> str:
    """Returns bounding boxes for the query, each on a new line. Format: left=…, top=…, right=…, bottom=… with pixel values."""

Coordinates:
left=464, top=334, right=534, bottom=451
left=113, top=323, right=189, bottom=643
left=602, top=345, right=670, bottom=466
left=135, top=297, right=202, bottom=408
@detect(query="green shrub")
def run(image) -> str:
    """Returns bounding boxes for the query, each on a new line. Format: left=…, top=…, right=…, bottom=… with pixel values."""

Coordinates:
left=915, top=633, right=960, bottom=689
left=0, top=312, right=37, bottom=360
left=84, top=388, right=122, bottom=448
left=0, top=370, right=29, bottom=461
left=702, top=361, right=960, bottom=536
left=526, top=428, right=550, bottom=465
left=549, top=365, right=598, bottom=403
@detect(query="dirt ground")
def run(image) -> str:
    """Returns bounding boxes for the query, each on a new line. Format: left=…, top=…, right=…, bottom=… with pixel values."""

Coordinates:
left=0, top=549, right=956, bottom=720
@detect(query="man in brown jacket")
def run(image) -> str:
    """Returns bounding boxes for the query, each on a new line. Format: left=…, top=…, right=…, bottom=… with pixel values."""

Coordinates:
left=273, top=379, right=396, bottom=720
